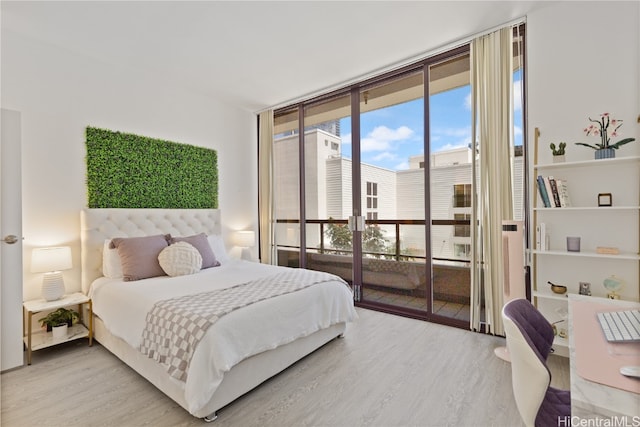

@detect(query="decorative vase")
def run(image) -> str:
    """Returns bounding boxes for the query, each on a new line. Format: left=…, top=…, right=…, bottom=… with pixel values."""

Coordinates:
left=552, top=155, right=565, bottom=163
left=52, top=324, right=68, bottom=341
left=595, top=148, right=615, bottom=160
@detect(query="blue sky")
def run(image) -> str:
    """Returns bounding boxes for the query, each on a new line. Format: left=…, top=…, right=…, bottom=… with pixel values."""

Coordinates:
left=339, top=72, right=523, bottom=171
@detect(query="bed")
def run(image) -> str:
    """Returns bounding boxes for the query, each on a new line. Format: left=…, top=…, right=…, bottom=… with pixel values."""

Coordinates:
left=80, top=208, right=357, bottom=421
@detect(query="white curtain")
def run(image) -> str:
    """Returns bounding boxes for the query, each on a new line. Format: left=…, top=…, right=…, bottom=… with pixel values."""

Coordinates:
left=258, top=109, right=275, bottom=264
left=470, top=27, right=514, bottom=335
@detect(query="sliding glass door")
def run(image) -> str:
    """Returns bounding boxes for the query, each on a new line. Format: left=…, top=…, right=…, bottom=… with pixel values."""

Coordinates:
left=302, top=94, right=355, bottom=283
left=355, top=71, right=430, bottom=316
left=272, top=56, right=472, bottom=326
left=427, top=51, right=473, bottom=324
left=271, top=27, right=526, bottom=328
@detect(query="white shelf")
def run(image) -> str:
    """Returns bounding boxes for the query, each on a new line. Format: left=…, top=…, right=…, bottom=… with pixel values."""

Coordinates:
left=25, top=324, right=89, bottom=351
left=23, top=292, right=90, bottom=313
left=532, top=130, right=640, bottom=360
left=535, top=156, right=640, bottom=170
left=534, top=206, right=640, bottom=212
left=532, top=249, right=640, bottom=260
left=23, top=293, right=93, bottom=364
left=532, top=290, right=570, bottom=301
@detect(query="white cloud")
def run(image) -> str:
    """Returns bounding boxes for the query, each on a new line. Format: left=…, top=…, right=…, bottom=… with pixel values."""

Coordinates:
left=394, top=160, right=410, bottom=170
left=361, top=137, right=392, bottom=152
left=361, top=125, right=415, bottom=153
left=514, top=125, right=522, bottom=137
left=431, top=126, right=471, bottom=152
left=513, top=79, right=522, bottom=112
left=371, top=152, right=397, bottom=162
left=369, top=125, right=414, bottom=141
left=464, top=92, right=472, bottom=110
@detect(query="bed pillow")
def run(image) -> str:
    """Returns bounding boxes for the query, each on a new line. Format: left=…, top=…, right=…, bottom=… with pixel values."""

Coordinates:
left=102, top=239, right=123, bottom=279
left=169, top=233, right=219, bottom=268
left=109, top=235, right=169, bottom=281
left=158, top=241, right=202, bottom=277
left=207, top=234, right=230, bottom=264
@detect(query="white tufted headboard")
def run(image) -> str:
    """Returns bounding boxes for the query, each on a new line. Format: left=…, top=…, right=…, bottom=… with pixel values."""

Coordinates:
left=80, top=208, right=222, bottom=294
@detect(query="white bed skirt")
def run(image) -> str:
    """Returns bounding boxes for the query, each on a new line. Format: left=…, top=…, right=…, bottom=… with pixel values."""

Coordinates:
left=94, top=315, right=346, bottom=418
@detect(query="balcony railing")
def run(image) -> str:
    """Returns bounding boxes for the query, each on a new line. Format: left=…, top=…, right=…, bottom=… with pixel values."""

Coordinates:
left=276, top=218, right=472, bottom=305
left=275, top=217, right=472, bottom=265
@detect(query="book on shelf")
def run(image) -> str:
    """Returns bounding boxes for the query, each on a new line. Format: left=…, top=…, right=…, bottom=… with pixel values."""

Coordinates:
left=548, top=176, right=561, bottom=207
left=535, top=222, right=549, bottom=251
left=536, top=175, right=571, bottom=208
left=536, top=175, right=551, bottom=208
left=543, top=176, right=555, bottom=206
left=555, top=178, right=571, bottom=207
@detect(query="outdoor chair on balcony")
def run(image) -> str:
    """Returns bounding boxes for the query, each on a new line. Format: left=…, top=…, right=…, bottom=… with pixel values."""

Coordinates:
left=502, top=298, right=571, bottom=427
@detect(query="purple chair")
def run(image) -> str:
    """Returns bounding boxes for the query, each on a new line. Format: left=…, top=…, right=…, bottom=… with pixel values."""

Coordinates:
left=502, top=298, right=571, bottom=427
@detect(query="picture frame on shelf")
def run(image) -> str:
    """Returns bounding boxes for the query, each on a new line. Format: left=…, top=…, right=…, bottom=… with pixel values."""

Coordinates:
left=579, top=282, right=592, bottom=296
left=598, top=193, right=612, bottom=207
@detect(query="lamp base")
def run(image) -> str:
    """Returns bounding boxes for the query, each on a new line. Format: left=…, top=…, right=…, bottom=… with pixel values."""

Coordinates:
left=42, top=271, right=65, bottom=301
left=240, top=247, right=252, bottom=261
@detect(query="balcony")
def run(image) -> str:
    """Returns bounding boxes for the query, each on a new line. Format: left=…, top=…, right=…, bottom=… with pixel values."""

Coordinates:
left=276, top=218, right=471, bottom=321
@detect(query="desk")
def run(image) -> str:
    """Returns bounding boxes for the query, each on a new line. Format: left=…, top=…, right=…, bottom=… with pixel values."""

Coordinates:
left=569, top=295, right=640, bottom=419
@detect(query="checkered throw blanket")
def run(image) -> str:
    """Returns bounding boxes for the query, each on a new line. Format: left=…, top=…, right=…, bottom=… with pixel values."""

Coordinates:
left=139, top=269, right=346, bottom=382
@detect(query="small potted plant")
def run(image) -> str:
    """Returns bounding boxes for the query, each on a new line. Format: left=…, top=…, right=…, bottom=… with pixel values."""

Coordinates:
left=575, top=113, right=636, bottom=159
left=39, top=308, right=79, bottom=340
left=550, top=142, right=566, bottom=163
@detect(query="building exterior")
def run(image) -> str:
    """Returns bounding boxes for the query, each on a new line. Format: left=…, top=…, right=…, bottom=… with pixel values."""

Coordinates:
left=274, top=129, right=524, bottom=262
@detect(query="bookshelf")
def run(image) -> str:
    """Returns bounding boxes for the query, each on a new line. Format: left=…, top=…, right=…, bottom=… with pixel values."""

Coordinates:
left=531, top=128, right=640, bottom=356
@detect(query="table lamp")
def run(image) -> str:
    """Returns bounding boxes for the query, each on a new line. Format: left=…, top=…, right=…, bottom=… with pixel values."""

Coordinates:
left=31, top=246, right=72, bottom=301
left=234, top=230, right=255, bottom=261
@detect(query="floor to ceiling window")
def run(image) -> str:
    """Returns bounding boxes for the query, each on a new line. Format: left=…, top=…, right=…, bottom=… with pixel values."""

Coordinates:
left=271, top=24, right=525, bottom=327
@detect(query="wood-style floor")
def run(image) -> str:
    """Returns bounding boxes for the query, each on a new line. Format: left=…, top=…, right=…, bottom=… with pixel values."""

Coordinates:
left=1, top=308, right=569, bottom=427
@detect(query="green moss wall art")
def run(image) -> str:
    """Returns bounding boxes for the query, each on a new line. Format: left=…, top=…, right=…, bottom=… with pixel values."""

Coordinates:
left=85, top=127, right=218, bottom=209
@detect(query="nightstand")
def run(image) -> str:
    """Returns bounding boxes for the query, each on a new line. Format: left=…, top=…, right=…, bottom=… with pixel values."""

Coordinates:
left=23, top=292, right=93, bottom=365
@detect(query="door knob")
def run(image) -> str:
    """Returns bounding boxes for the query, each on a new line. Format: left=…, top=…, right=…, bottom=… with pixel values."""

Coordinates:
left=2, top=235, right=20, bottom=244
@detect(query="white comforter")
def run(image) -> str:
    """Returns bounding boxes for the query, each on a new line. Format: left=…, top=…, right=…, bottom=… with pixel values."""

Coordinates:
left=89, top=260, right=357, bottom=414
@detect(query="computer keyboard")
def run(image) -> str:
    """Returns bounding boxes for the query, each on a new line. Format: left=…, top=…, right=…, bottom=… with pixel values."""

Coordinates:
left=597, top=310, right=640, bottom=343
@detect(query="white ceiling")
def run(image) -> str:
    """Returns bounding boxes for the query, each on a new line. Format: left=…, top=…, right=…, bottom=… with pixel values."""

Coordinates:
left=1, top=1, right=553, bottom=112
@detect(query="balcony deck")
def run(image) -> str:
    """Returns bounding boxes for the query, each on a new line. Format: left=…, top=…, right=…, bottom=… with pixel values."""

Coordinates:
left=278, top=248, right=471, bottom=322
left=364, top=287, right=471, bottom=322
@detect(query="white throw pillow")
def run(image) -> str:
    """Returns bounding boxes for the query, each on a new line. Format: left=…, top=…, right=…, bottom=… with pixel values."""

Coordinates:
left=158, top=241, right=202, bottom=277
left=102, top=239, right=123, bottom=279
left=207, top=235, right=230, bottom=264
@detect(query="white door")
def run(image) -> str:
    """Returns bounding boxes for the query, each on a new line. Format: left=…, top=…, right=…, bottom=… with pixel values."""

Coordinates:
left=1, top=108, right=24, bottom=370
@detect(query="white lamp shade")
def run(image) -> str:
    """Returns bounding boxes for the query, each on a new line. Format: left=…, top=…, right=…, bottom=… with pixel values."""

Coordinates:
left=31, top=246, right=72, bottom=273
left=234, top=231, right=255, bottom=248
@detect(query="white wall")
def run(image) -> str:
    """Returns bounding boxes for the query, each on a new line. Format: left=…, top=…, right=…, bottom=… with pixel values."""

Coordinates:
left=1, top=30, right=258, bottom=301
left=527, top=1, right=639, bottom=163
